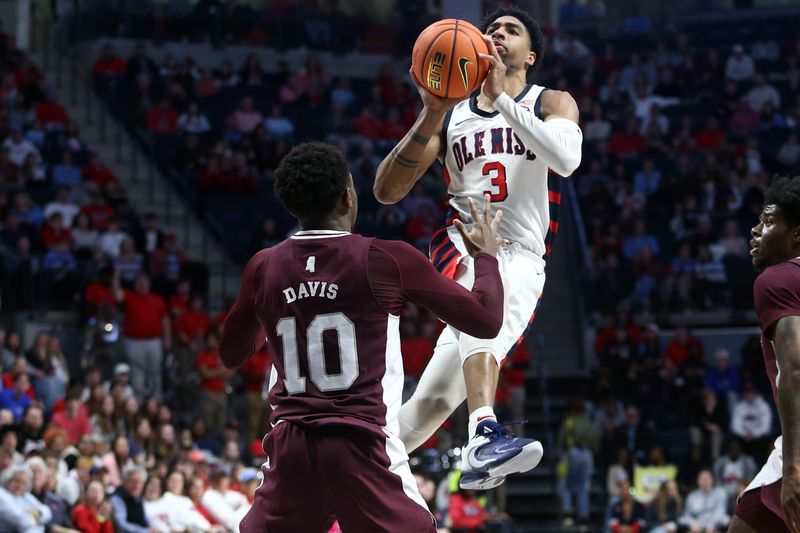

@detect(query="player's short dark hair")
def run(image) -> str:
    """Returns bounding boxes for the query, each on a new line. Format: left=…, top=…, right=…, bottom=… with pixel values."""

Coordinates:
left=764, top=176, right=800, bottom=227
left=274, top=142, right=350, bottom=218
left=481, top=6, right=545, bottom=71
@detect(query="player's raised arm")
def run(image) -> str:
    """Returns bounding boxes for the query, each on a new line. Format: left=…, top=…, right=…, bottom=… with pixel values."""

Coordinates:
left=479, top=35, right=583, bottom=177
left=370, top=195, right=505, bottom=338
left=219, top=250, right=268, bottom=368
left=373, top=70, right=462, bottom=205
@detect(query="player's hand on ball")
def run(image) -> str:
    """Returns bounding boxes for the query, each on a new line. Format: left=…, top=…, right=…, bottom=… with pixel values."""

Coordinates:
left=409, top=67, right=466, bottom=112
left=782, top=472, right=800, bottom=532
left=478, top=35, right=507, bottom=101
left=454, top=193, right=503, bottom=257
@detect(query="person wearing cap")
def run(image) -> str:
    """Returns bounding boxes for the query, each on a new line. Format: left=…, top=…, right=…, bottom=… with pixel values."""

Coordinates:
left=107, top=362, right=136, bottom=401
left=731, top=383, right=773, bottom=465
left=725, top=44, right=755, bottom=82
left=113, top=272, right=171, bottom=402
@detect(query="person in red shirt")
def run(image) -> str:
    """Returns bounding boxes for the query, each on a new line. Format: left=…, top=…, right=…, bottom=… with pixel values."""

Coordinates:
left=664, top=325, right=703, bottom=367
left=693, top=116, right=725, bottom=151
left=50, top=394, right=92, bottom=444
left=147, top=98, right=178, bottom=135
left=40, top=212, right=73, bottom=250
left=71, top=480, right=115, bottom=533
left=168, top=279, right=192, bottom=320
left=449, top=488, right=488, bottom=532
left=197, top=332, right=235, bottom=438
left=608, top=118, right=645, bottom=159
left=84, top=266, right=117, bottom=319
left=80, top=193, right=116, bottom=231
left=35, top=100, right=70, bottom=131
left=82, top=152, right=120, bottom=194
left=238, top=349, right=270, bottom=442
left=176, top=295, right=211, bottom=351
left=113, top=273, right=171, bottom=401
left=92, top=44, right=128, bottom=77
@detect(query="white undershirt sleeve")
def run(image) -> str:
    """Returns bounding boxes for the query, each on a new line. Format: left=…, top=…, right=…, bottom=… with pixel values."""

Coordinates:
left=493, top=91, right=583, bottom=177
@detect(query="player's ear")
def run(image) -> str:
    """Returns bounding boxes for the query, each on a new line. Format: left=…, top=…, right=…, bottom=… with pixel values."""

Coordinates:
left=526, top=51, right=536, bottom=70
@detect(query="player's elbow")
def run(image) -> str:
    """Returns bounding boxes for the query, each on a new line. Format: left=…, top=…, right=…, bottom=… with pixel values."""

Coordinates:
left=472, top=314, right=503, bottom=339
left=552, top=151, right=582, bottom=178
left=373, top=180, right=401, bottom=205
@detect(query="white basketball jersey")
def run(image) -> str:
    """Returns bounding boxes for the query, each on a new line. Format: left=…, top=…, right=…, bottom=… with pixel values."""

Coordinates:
left=440, top=84, right=559, bottom=260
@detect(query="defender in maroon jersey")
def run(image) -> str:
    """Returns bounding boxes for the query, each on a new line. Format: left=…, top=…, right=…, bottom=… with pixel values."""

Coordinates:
left=730, top=176, right=800, bottom=533
left=219, top=142, right=505, bottom=532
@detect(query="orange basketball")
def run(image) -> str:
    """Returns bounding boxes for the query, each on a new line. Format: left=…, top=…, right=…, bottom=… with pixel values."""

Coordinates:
left=411, top=19, right=489, bottom=99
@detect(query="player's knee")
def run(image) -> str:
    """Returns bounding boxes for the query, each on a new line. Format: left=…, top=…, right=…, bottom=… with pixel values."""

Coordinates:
left=419, top=391, right=460, bottom=420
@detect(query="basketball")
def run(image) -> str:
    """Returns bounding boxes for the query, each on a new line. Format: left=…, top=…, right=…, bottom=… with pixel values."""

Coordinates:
left=411, top=19, right=489, bottom=99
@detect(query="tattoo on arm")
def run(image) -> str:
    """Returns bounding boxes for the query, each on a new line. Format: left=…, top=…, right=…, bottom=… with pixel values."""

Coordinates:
left=392, top=148, right=419, bottom=169
left=410, top=128, right=430, bottom=145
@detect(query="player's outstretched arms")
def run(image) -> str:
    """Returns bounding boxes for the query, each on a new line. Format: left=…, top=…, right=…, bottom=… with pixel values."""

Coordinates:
left=479, top=36, right=582, bottom=177
left=219, top=250, right=268, bottom=368
left=369, top=195, right=504, bottom=338
left=773, top=315, right=800, bottom=530
left=373, top=69, right=462, bottom=205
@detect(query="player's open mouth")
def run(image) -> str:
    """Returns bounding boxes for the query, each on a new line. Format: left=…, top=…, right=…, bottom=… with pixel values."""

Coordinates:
left=493, top=41, right=505, bottom=51
left=750, top=240, right=759, bottom=256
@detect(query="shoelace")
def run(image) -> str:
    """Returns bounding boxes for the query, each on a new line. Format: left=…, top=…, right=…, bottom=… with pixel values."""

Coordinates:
left=480, top=419, right=530, bottom=440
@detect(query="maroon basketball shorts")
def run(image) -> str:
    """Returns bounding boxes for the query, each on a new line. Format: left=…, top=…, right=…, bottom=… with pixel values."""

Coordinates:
left=734, top=480, right=791, bottom=532
left=239, top=422, right=436, bottom=533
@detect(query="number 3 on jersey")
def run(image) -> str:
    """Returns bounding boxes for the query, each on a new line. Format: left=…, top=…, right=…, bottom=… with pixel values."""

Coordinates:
left=482, top=161, right=508, bottom=202
left=276, top=312, right=359, bottom=394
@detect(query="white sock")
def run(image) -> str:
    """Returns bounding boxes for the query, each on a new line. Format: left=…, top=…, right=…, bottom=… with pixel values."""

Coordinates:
left=468, top=406, right=496, bottom=439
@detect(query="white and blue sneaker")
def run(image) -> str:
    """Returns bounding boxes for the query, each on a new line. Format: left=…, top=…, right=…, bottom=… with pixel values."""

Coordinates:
left=459, top=420, right=544, bottom=490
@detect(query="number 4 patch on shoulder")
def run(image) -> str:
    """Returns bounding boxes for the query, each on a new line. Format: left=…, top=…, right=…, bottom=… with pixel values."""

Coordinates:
left=305, top=256, right=316, bottom=273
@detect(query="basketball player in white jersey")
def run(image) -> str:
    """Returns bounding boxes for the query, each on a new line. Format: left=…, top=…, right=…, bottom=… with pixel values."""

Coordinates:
left=374, top=6, right=583, bottom=489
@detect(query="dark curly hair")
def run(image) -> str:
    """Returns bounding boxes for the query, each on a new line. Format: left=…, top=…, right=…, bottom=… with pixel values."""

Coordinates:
left=764, top=176, right=800, bottom=227
left=274, top=142, right=350, bottom=218
left=481, top=6, right=545, bottom=72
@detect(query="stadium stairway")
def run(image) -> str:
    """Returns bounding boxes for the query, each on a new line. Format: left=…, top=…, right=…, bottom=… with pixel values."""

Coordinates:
left=28, top=44, right=242, bottom=309
left=529, top=180, right=592, bottom=377
left=507, top=376, right=606, bottom=533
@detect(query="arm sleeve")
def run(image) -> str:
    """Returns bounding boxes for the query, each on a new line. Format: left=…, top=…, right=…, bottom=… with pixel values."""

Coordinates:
left=368, top=240, right=504, bottom=339
left=219, top=250, right=269, bottom=368
left=754, top=264, right=800, bottom=338
left=493, top=92, right=583, bottom=177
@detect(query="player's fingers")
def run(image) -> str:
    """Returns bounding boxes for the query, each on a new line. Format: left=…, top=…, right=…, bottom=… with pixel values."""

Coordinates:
left=482, top=35, right=502, bottom=60
left=467, top=197, right=480, bottom=225
left=453, top=219, right=473, bottom=246
left=490, top=210, right=503, bottom=233
left=482, top=193, right=491, bottom=224
left=477, top=53, right=499, bottom=67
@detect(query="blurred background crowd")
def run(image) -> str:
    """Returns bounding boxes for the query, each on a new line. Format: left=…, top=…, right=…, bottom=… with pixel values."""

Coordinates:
left=0, top=0, right=798, bottom=531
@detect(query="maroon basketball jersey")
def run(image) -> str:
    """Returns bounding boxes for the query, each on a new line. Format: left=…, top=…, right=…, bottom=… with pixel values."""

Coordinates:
left=257, top=230, right=401, bottom=435
left=221, top=229, right=503, bottom=438
left=753, top=258, right=800, bottom=407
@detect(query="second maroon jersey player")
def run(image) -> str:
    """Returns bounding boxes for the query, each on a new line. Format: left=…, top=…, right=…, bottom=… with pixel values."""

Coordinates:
left=731, top=176, right=800, bottom=533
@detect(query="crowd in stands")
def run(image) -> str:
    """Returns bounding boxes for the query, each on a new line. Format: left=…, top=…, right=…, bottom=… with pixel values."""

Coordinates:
left=551, top=306, right=778, bottom=530
left=0, top=1, right=793, bottom=530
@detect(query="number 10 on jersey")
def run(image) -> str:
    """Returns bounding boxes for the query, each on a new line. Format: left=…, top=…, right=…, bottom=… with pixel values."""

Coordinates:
left=276, top=312, right=359, bottom=394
